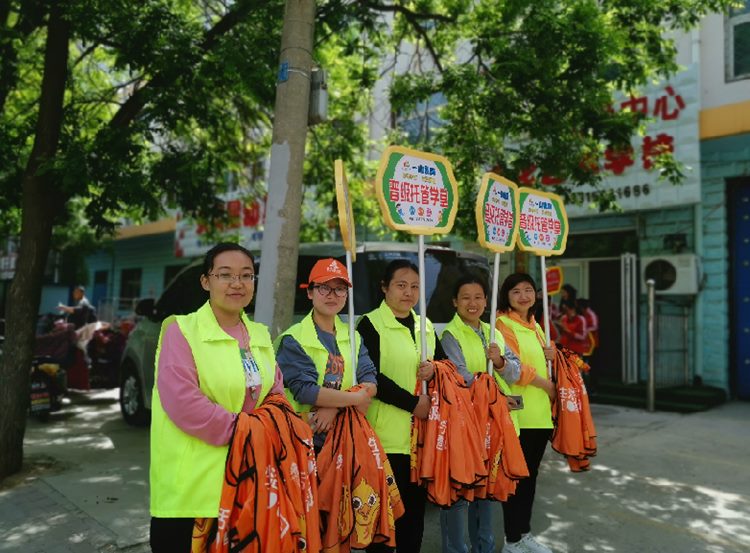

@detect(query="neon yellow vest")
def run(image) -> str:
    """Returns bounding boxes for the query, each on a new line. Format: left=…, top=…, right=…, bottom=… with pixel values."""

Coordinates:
left=497, top=314, right=553, bottom=430
left=275, top=311, right=361, bottom=412
left=442, top=314, right=519, bottom=433
left=363, top=301, right=435, bottom=454
left=150, top=301, right=276, bottom=517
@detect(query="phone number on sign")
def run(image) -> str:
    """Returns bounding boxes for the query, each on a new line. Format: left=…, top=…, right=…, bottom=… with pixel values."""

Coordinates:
left=570, top=184, right=651, bottom=204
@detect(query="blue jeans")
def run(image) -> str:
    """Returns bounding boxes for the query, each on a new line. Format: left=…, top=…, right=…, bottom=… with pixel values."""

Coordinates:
left=440, top=499, right=497, bottom=553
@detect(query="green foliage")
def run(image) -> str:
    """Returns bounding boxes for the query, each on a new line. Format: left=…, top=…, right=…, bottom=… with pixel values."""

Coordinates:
left=1, top=0, right=286, bottom=242
left=0, top=0, right=737, bottom=247
left=385, top=0, right=735, bottom=240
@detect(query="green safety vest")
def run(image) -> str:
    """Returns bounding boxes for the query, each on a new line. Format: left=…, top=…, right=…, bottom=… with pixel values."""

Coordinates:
left=275, top=311, right=361, bottom=412
left=150, top=301, right=276, bottom=517
left=497, top=314, right=553, bottom=430
left=362, top=301, right=435, bottom=454
left=442, top=313, right=519, bottom=433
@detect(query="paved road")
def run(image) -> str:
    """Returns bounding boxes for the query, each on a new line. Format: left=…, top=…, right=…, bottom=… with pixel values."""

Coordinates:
left=1, top=389, right=749, bottom=552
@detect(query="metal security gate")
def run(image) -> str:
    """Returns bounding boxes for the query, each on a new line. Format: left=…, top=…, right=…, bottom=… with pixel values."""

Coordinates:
left=654, top=303, right=691, bottom=386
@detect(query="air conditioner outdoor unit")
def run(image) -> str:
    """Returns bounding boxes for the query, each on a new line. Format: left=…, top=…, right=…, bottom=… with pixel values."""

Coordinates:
left=640, top=253, right=700, bottom=295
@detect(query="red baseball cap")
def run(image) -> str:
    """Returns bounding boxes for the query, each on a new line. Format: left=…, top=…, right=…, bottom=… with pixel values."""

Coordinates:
left=300, top=258, right=352, bottom=288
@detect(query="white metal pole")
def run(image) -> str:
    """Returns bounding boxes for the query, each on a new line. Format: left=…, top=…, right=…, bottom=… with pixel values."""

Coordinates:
left=418, top=235, right=428, bottom=394
left=647, top=278, right=656, bottom=412
left=346, top=250, right=357, bottom=385
left=487, top=252, right=500, bottom=376
left=540, top=256, right=552, bottom=378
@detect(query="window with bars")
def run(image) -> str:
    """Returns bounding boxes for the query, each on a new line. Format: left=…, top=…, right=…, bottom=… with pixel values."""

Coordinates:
left=726, top=3, right=750, bottom=81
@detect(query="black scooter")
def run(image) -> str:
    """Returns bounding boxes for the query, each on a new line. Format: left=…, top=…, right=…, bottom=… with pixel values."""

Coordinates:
left=29, top=356, right=67, bottom=421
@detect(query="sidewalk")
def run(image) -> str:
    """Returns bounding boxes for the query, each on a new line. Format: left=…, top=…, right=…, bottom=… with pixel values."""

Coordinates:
left=1, top=390, right=749, bottom=552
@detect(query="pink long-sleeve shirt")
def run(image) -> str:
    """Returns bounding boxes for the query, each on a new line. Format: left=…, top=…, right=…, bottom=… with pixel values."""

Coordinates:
left=156, top=321, right=284, bottom=446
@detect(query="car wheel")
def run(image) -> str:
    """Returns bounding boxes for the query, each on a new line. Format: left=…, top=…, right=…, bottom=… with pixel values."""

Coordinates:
left=120, top=361, right=149, bottom=427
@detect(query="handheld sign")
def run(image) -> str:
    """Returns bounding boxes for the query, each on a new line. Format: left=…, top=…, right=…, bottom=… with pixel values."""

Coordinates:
left=375, top=145, right=458, bottom=235
left=475, top=173, right=520, bottom=254
left=335, top=159, right=358, bottom=384
left=516, top=188, right=568, bottom=256
left=375, top=146, right=459, bottom=391
left=517, top=188, right=568, bottom=371
left=545, top=266, right=564, bottom=296
left=335, top=159, right=356, bottom=263
left=475, top=173, right=520, bottom=375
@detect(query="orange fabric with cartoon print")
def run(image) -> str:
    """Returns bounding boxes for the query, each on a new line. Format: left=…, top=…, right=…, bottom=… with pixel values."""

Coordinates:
left=195, top=394, right=321, bottom=553
left=316, top=386, right=404, bottom=552
left=410, top=360, right=488, bottom=506
left=470, top=373, right=529, bottom=501
left=550, top=347, right=597, bottom=472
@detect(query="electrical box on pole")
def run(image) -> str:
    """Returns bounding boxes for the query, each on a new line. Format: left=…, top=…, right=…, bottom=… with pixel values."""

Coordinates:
left=308, top=67, right=327, bottom=125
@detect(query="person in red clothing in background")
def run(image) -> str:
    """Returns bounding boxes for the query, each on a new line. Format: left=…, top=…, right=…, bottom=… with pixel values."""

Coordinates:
left=557, top=300, right=588, bottom=356
left=577, top=298, right=599, bottom=395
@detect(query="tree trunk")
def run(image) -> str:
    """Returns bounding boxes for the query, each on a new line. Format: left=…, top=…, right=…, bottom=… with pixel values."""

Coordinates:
left=254, top=0, right=315, bottom=337
left=0, top=6, right=68, bottom=480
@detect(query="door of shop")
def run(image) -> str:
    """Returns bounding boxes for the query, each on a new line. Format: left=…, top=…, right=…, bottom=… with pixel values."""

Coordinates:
left=729, top=179, right=750, bottom=399
left=550, top=257, right=633, bottom=383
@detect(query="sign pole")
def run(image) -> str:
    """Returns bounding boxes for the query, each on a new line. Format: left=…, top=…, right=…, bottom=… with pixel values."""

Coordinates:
left=334, top=159, right=358, bottom=385
left=418, top=234, right=428, bottom=394
left=346, top=250, right=357, bottom=385
left=540, top=255, right=552, bottom=377
left=487, top=252, right=500, bottom=376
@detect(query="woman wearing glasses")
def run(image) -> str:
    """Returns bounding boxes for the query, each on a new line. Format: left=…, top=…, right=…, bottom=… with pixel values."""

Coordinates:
left=149, top=242, right=285, bottom=552
left=276, top=258, right=376, bottom=452
left=356, top=258, right=448, bottom=553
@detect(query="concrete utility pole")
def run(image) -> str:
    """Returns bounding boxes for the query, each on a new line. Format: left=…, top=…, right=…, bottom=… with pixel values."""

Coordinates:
left=255, top=0, right=315, bottom=337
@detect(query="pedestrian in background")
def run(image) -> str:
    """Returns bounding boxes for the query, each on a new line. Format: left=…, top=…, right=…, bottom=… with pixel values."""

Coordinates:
left=557, top=300, right=589, bottom=356
left=496, top=273, right=557, bottom=553
left=577, top=297, right=599, bottom=394
left=148, top=242, right=284, bottom=553
left=439, top=273, right=522, bottom=553
left=57, top=285, right=97, bottom=329
left=276, top=258, right=376, bottom=452
left=356, top=259, right=446, bottom=553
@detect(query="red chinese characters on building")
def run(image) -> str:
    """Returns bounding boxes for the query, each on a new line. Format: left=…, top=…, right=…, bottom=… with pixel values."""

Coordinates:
left=619, top=86, right=686, bottom=122
left=484, top=204, right=514, bottom=228
left=388, top=178, right=448, bottom=208
left=652, top=86, right=686, bottom=121
left=641, top=133, right=674, bottom=170
left=603, top=146, right=635, bottom=176
left=519, top=213, right=562, bottom=236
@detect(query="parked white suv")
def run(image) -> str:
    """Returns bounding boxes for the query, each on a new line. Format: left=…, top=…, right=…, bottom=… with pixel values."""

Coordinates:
left=119, top=242, right=490, bottom=425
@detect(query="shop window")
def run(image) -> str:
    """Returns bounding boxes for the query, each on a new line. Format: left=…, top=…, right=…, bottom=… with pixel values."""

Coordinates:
left=726, top=3, right=750, bottom=81
left=119, top=268, right=142, bottom=310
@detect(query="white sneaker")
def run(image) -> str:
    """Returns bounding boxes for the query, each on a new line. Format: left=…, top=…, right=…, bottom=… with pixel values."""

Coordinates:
left=519, top=533, right=553, bottom=553
left=501, top=541, right=528, bottom=553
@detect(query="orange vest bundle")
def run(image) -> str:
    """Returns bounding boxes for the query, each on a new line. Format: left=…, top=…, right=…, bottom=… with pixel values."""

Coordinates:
left=194, top=394, right=321, bottom=553
left=550, top=347, right=597, bottom=472
left=470, top=373, right=529, bottom=501
left=410, top=360, right=488, bottom=506
left=316, top=387, right=405, bottom=552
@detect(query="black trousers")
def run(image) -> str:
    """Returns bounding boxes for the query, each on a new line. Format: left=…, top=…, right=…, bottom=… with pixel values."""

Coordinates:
left=502, top=428, right=552, bottom=543
left=366, top=452, right=427, bottom=553
left=150, top=517, right=194, bottom=553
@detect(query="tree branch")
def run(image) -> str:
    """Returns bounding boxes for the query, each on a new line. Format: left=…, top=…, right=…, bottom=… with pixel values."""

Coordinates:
left=108, top=0, right=260, bottom=130
left=360, top=0, right=456, bottom=23
left=361, top=0, right=446, bottom=73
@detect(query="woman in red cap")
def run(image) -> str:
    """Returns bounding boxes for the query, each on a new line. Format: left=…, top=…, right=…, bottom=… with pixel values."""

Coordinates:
left=276, top=258, right=377, bottom=451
